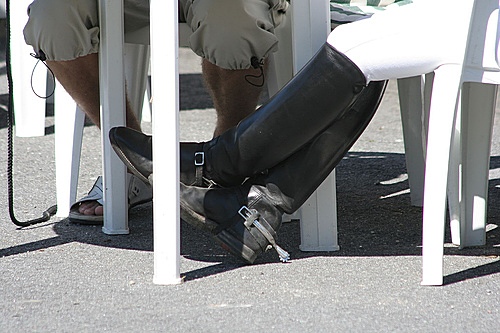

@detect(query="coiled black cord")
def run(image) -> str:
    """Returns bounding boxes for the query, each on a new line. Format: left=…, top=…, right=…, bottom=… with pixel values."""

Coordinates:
left=5, top=0, right=57, bottom=227
left=244, top=56, right=265, bottom=87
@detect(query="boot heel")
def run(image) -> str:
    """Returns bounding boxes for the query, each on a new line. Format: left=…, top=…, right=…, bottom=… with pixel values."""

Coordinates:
left=214, top=230, right=258, bottom=264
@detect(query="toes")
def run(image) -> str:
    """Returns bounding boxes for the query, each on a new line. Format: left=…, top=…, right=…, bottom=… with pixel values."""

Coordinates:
left=78, top=201, right=104, bottom=216
left=94, top=205, right=104, bottom=216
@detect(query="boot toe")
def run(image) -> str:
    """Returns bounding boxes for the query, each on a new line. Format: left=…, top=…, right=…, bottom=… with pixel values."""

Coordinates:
left=109, top=127, right=153, bottom=184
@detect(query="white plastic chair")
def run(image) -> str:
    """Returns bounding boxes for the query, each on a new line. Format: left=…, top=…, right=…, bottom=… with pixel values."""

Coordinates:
left=10, top=0, right=88, bottom=218
left=9, top=1, right=150, bottom=221
left=418, top=0, right=500, bottom=285
left=394, top=0, right=500, bottom=285
left=300, top=0, right=499, bottom=285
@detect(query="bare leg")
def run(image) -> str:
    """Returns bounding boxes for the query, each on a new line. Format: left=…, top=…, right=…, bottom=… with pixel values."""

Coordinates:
left=46, top=53, right=141, bottom=131
left=202, top=58, right=266, bottom=137
left=46, top=53, right=142, bottom=216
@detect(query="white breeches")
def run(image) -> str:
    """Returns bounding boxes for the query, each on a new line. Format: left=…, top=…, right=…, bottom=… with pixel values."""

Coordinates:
left=327, top=0, right=474, bottom=82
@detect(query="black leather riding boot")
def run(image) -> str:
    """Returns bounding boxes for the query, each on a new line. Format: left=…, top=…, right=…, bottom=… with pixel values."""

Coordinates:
left=109, top=44, right=366, bottom=187
left=179, top=80, right=387, bottom=264
left=108, top=128, right=207, bottom=186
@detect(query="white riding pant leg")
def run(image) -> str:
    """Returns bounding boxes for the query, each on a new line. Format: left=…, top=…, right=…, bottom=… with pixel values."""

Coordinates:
left=327, top=0, right=473, bottom=82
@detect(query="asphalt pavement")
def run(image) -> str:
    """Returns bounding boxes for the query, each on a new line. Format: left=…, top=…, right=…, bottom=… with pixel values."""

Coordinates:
left=1, top=19, right=500, bottom=332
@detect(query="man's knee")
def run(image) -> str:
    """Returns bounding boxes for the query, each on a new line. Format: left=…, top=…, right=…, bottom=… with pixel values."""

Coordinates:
left=24, top=0, right=99, bottom=61
left=185, top=0, right=287, bottom=70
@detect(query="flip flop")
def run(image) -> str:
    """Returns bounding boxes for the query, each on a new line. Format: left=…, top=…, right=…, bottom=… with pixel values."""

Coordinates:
left=69, top=174, right=153, bottom=225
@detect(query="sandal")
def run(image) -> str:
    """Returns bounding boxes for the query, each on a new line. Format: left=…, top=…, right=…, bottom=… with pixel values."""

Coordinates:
left=69, top=174, right=153, bottom=225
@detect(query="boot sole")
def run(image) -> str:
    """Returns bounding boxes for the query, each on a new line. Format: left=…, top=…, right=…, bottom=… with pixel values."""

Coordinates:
left=179, top=201, right=257, bottom=264
left=214, top=230, right=258, bottom=264
left=110, top=139, right=151, bottom=185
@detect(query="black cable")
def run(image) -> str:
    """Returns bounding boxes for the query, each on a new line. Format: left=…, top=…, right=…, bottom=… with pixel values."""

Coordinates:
left=29, top=50, right=56, bottom=99
left=5, top=0, right=57, bottom=227
left=244, top=56, right=265, bottom=87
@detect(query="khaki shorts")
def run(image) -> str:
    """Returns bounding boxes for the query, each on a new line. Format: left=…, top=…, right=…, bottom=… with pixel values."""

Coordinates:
left=24, top=0, right=288, bottom=69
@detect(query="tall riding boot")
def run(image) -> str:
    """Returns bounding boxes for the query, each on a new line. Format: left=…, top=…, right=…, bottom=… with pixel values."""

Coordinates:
left=109, top=43, right=367, bottom=187
left=180, top=80, right=387, bottom=264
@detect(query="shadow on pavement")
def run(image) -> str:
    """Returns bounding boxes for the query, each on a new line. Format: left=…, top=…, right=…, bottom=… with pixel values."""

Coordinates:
left=3, top=151, right=500, bottom=284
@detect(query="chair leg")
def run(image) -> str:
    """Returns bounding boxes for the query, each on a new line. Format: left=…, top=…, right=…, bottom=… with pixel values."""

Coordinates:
left=398, top=76, right=427, bottom=207
left=141, top=78, right=152, bottom=123
left=99, top=0, right=129, bottom=235
left=54, top=86, right=84, bottom=217
left=457, top=82, right=497, bottom=247
left=150, top=1, right=183, bottom=285
left=299, top=171, right=340, bottom=252
left=447, top=91, right=463, bottom=246
left=124, top=43, right=150, bottom=121
left=421, top=66, right=462, bottom=286
left=266, top=16, right=293, bottom=97
left=10, top=0, right=46, bottom=137
left=52, top=44, right=150, bottom=218
left=273, top=0, right=338, bottom=252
